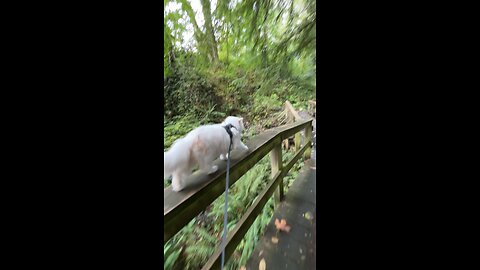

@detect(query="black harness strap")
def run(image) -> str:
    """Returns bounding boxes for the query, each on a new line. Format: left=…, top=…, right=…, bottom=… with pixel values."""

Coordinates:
left=222, top=124, right=237, bottom=147
left=220, top=123, right=237, bottom=270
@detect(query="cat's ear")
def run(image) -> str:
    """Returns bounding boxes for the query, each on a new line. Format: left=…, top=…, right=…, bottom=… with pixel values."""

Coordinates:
left=238, top=117, right=244, bottom=129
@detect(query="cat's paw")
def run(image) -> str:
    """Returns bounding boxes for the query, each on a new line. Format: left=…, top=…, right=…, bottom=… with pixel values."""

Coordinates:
left=171, top=184, right=183, bottom=192
left=208, top=165, right=218, bottom=174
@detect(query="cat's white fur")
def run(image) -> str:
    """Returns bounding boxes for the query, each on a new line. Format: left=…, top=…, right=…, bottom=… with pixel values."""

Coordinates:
left=164, top=116, right=249, bottom=192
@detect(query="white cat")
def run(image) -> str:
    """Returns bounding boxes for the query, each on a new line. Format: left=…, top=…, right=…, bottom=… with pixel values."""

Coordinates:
left=164, top=116, right=249, bottom=192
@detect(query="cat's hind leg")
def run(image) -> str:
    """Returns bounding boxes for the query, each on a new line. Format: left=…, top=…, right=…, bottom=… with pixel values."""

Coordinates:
left=171, top=169, right=191, bottom=192
left=198, top=156, right=218, bottom=175
left=171, top=171, right=184, bottom=192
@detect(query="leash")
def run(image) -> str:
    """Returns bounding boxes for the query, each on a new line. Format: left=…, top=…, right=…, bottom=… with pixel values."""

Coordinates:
left=221, top=124, right=236, bottom=270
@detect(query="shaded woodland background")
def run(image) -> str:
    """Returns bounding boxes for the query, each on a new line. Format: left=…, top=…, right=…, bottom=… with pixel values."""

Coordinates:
left=164, top=0, right=315, bottom=147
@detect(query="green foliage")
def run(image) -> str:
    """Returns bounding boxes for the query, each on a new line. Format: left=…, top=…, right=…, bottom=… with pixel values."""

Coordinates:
left=282, top=150, right=305, bottom=192
left=164, top=113, right=198, bottom=150
left=164, top=0, right=316, bottom=126
left=164, top=243, right=182, bottom=270
left=252, top=93, right=282, bottom=119
left=164, top=61, right=221, bottom=119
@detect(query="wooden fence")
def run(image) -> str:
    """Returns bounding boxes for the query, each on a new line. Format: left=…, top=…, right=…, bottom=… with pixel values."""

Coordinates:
left=164, top=108, right=313, bottom=270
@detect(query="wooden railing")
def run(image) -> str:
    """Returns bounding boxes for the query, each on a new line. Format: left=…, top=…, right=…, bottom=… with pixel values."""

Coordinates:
left=283, top=100, right=313, bottom=158
left=164, top=117, right=313, bottom=270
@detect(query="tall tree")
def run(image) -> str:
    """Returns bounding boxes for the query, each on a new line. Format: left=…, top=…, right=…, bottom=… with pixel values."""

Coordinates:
left=178, top=0, right=204, bottom=46
left=200, top=0, right=219, bottom=63
left=214, top=0, right=231, bottom=65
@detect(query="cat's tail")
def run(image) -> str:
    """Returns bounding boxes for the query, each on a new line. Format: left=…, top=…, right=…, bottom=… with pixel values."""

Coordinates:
left=164, top=138, right=191, bottom=179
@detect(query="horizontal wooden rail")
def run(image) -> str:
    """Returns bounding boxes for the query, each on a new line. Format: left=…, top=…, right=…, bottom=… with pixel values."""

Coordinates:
left=284, top=100, right=303, bottom=122
left=283, top=100, right=314, bottom=152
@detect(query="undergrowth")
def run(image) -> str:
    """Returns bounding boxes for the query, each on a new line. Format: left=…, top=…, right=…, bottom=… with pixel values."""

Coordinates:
left=164, top=56, right=314, bottom=126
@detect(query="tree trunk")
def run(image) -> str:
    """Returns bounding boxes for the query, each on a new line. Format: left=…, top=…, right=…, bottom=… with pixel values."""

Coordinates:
left=262, top=24, right=268, bottom=67
left=226, top=22, right=229, bottom=65
left=179, top=0, right=204, bottom=47
left=200, top=0, right=219, bottom=63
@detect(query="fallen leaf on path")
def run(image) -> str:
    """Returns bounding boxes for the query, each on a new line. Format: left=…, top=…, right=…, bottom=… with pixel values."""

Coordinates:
left=274, top=218, right=291, bottom=232
left=304, top=212, right=313, bottom=220
left=259, top=258, right=266, bottom=270
left=271, top=236, right=279, bottom=244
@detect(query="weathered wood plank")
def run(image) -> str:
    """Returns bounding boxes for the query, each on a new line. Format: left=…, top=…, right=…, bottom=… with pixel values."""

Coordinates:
left=280, top=119, right=311, bottom=140
left=285, top=100, right=302, bottom=121
left=270, top=143, right=283, bottom=204
left=304, top=122, right=312, bottom=159
left=294, top=132, right=301, bottom=151
left=164, top=120, right=311, bottom=243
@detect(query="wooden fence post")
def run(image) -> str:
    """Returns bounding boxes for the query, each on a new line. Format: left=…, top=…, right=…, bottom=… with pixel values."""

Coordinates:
left=270, top=143, right=283, bottom=204
left=304, top=122, right=312, bottom=159
left=294, top=133, right=301, bottom=152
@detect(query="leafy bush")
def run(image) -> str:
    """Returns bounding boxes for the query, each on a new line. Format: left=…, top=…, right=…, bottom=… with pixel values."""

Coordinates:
left=164, top=61, right=222, bottom=119
left=164, top=114, right=199, bottom=150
